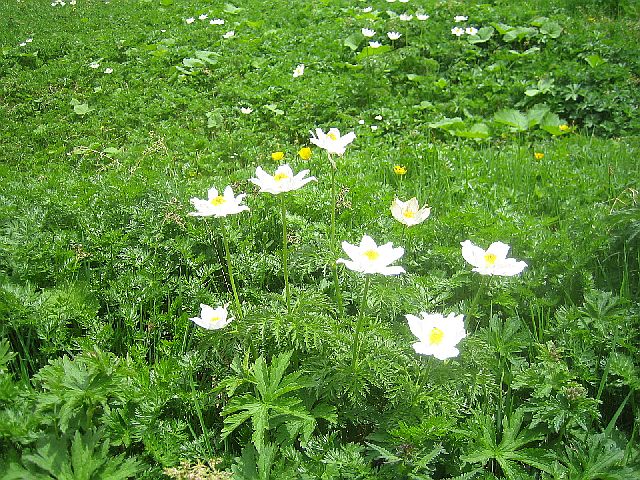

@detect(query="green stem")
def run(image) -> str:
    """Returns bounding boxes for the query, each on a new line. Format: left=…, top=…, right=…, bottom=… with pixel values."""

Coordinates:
left=220, top=220, right=243, bottom=320
left=189, top=372, right=214, bottom=458
left=467, top=275, right=489, bottom=330
left=329, top=159, right=345, bottom=317
left=351, top=275, right=372, bottom=371
left=280, top=195, right=291, bottom=314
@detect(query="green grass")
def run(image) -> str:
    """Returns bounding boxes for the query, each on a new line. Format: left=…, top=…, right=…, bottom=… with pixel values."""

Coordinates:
left=1, top=0, right=640, bottom=478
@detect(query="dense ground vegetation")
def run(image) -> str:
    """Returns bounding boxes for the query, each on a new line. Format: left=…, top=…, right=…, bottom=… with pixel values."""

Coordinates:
left=1, top=0, right=639, bottom=478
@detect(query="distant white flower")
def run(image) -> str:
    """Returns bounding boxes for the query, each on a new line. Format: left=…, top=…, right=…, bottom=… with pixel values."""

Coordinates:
left=399, top=0, right=409, bottom=3
left=309, top=128, right=356, bottom=156
left=465, top=27, right=478, bottom=35
left=461, top=240, right=528, bottom=276
left=70, top=0, right=76, bottom=4
left=337, top=235, right=405, bottom=275
left=371, top=125, right=378, bottom=131
left=361, top=27, right=376, bottom=37
left=391, top=197, right=431, bottom=226
left=104, top=68, right=113, bottom=74
left=160, top=29, right=167, bottom=33
left=362, top=6, right=373, bottom=13
left=399, top=13, right=413, bottom=21
left=374, top=114, right=383, bottom=120
left=25, top=38, right=33, bottom=43
left=189, top=185, right=250, bottom=218
left=223, top=30, right=235, bottom=39
left=387, top=31, right=402, bottom=40
left=185, top=17, right=195, bottom=24
left=19, top=42, right=27, bottom=47
left=368, top=41, right=382, bottom=48
left=292, top=63, right=305, bottom=77
left=416, top=13, right=430, bottom=20
left=210, top=18, right=225, bottom=25
left=250, top=164, right=316, bottom=195
left=358, top=119, right=365, bottom=125
left=240, top=107, right=253, bottom=114
left=190, top=304, right=233, bottom=330
left=406, top=312, right=466, bottom=360
left=198, top=13, right=208, bottom=20
left=451, top=26, right=465, bottom=36
left=89, top=62, right=100, bottom=68
left=386, top=0, right=396, bottom=2
left=454, top=15, right=468, bottom=22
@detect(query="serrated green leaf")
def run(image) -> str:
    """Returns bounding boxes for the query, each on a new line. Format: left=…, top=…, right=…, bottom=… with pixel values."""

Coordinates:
left=468, top=26, right=494, bottom=44
left=494, top=109, right=529, bottom=131
left=343, top=32, right=361, bottom=51
left=355, top=45, right=392, bottom=61
left=73, top=103, right=93, bottom=115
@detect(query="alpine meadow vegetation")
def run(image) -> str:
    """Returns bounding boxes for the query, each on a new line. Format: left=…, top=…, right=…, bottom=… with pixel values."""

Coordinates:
left=1, top=0, right=639, bottom=478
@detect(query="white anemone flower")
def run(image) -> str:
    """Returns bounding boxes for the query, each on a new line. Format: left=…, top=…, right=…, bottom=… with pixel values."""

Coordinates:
left=454, top=15, right=468, bottom=22
left=292, top=63, right=305, bottom=77
left=104, top=68, right=113, bottom=74
left=362, top=7, right=373, bottom=13
left=390, top=197, right=431, bottom=226
left=465, top=27, right=478, bottom=35
left=190, top=303, right=233, bottom=330
left=416, top=13, right=430, bottom=20
left=461, top=240, right=528, bottom=276
left=406, top=312, right=466, bottom=360
left=361, top=27, right=376, bottom=37
left=223, top=30, right=235, bottom=39
left=198, top=13, right=208, bottom=20
left=451, top=26, right=465, bottom=36
left=309, top=128, right=356, bottom=156
left=185, top=17, right=195, bottom=24
left=210, top=18, right=225, bottom=25
left=399, top=14, right=413, bottom=21
left=368, top=41, right=382, bottom=48
left=189, top=185, right=250, bottom=218
left=337, top=235, right=405, bottom=275
left=240, top=107, right=253, bottom=114
left=387, top=31, right=402, bottom=40
left=249, top=164, right=316, bottom=195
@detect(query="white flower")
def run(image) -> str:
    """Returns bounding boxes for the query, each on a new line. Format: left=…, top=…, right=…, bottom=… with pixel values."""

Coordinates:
left=362, top=7, right=373, bottom=13
left=70, top=0, right=76, bottom=4
left=391, top=197, right=431, bottom=226
left=461, top=240, right=528, bottom=276
left=361, top=27, right=376, bottom=37
left=387, top=31, right=402, bottom=40
left=240, top=107, right=253, bottom=114
left=310, top=128, right=356, bottom=156
left=465, top=27, right=478, bottom=35
left=416, top=13, right=430, bottom=20
left=454, top=15, right=468, bottom=22
left=189, top=185, right=250, bottom=218
left=451, top=27, right=465, bottom=36
left=386, top=0, right=396, bottom=2
left=292, top=63, right=305, bottom=77
left=185, top=17, right=195, bottom=24
left=368, top=41, right=381, bottom=48
left=337, top=235, right=405, bottom=275
left=399, top=0, right=409, bottom=3
left=399, top=14, right=413, bottom=21
left=250, top=164, right=316, bottom=195
left=89, top=62, right=100, bottom=68
left=190, top=304, right=233, bottom=330
left=406, top=312, right=466, bottom=360
left=19, top=42, right=27, bottom=47
left=25, top=38, right=33, bottom=43
left=374, top=114, right=383, bottom=120
left=198, top=13, right=208, bottom=20
left=223, top=30, right=235, bottom=39
left=104, top=68, right=113, bottom=74
left=358, top=119, right=365, bottom=125
left=371, top=125, right=378, bottom=131
left=210, top=18, right=225, bottom=25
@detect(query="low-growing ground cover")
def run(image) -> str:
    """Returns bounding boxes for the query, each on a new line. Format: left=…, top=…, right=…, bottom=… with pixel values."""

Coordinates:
left=1, top=0, right=639, bottom=478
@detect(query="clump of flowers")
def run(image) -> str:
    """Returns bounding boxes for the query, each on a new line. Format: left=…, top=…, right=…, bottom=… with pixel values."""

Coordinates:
left=189, top=186, right=249, bottom=218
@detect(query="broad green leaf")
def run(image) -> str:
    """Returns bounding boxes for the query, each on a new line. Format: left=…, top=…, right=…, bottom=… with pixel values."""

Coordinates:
left=73, top=103, right=93, bottom=115
left=526, top=104, right=551, bottom=128
left=455, top=123, right=490, bottom=139
left=468, top=26, right=494, bottom=44
left=540, top=113, right=568, bottom=135
left=182, top=57, right=204, bottom=68
left=428, top=117, right=465, bottom=131
left=585, top=54, right=607, bottom=68
left=539, top=20, right=563, bottom=38
left=503, top=27, right=537, bottom=42
left=355, top=45, right=391, bottom=61
left=343, top=32, right=361, bottom=51
left=224, top=3, right=243, bottom=14
left=494, top=109, right=528, bottom=131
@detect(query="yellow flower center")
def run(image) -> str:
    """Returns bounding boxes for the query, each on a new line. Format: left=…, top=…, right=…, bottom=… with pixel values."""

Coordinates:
left=429, top=327, right=445, bottom=345
left=210, top=195, right=226, bottom=206
left=210, top=316, right=220, bottom=323
left=403, top=210, right=415, bottom=218
left=273, top=172, right=289, bottom=182
left=363, top=250, right=380, bottom=261
left=484, top=253, right=497, bottom=265
left=327, top=132, right=337, bottom=140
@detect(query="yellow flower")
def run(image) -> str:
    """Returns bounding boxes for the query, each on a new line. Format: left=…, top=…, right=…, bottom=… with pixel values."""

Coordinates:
left=393, top=165, right=407, bottom=175
left=534, top=152, right=544, bottom=160
left=298, top=147, right=312, bottom=160
left=559, top=124, right=570, bottom=132
left=271, top=151, right=285, bottom=161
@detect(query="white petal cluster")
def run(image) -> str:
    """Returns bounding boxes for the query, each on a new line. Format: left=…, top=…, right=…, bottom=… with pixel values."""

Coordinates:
left=361, top=28, right=376, bottom=37
left=390, top=197, right=430, bottom=226
left=461, top=240, right=527, bottom=276
left=387, top=31, right=402, bottom=40
left=292, top=64, right=305, bottom=78
left=189, top=186, right=249, bottom=218
left=406, top=312, right=466, bottom=360
left=337, top=235, right=405, bottom=275
left=309, top=128, right=356, bottom=156
left=249, top=164, right=316, bottom=195
left=190, top=304, right=233, bottom=330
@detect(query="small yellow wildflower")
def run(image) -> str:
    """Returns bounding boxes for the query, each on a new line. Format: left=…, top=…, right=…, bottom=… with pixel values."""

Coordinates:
left=534, top=152, right=544, bottom=160
left=298, top=147, right=312, bottom=160
left=393, top=165, right=407, bottom=175
left=559, top=124, right=570, bottom=132
left=271, top=151, right=285, bottom=161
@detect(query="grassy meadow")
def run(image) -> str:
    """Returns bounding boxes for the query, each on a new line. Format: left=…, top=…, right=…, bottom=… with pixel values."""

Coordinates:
left=1, top=0, right=640, bottom=478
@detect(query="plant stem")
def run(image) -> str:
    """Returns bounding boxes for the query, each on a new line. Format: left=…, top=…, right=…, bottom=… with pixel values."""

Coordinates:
left=280, top=195, right=291, bottom=314
left=351, top=275, right=371, bottom=371
left=467, top=275, right=490, bottom=330
left=220, top=219, right=243, bottom=320
left=189, top=372, right=214, bottom=458
left=329, top=157, right=345, bottom=317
